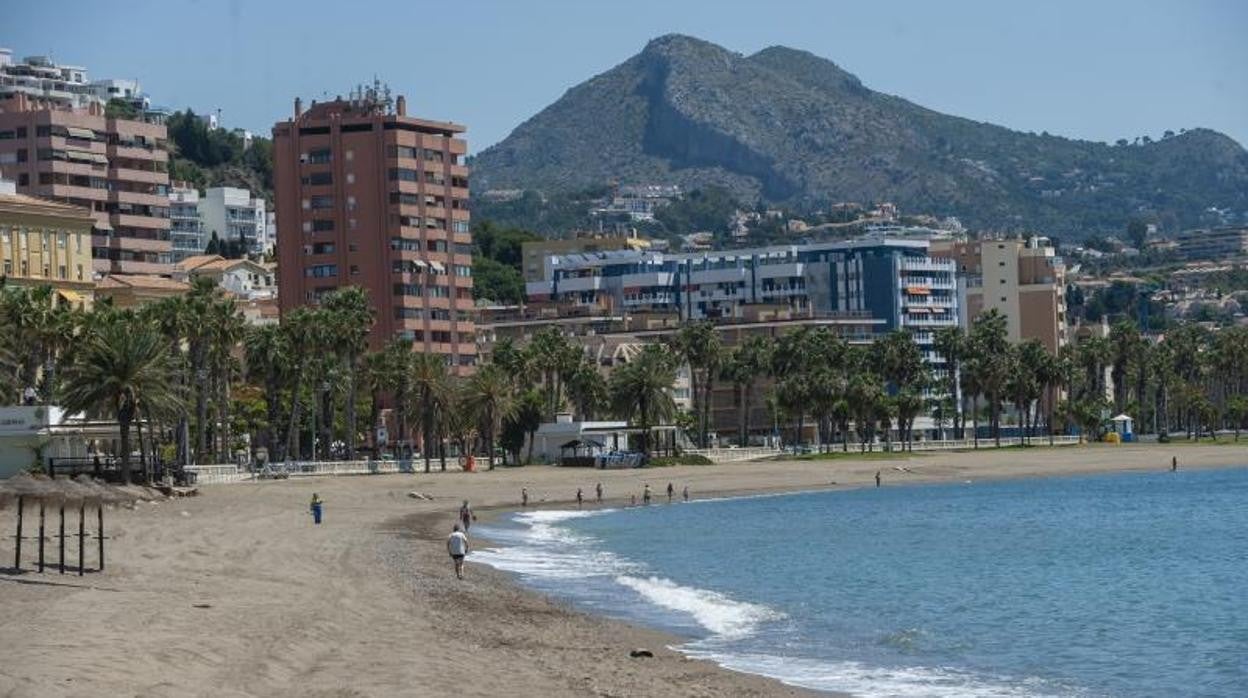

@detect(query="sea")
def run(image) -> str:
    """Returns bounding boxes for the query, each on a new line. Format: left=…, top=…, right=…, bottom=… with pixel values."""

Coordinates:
left=473, top=466, right=1248, bottom=697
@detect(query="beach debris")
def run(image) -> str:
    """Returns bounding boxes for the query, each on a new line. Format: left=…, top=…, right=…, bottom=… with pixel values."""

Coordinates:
left=407, top=491, right=434, bottom=500
left=629, top=648, right=654, bottom=658
left=192, top=603, right=212, bottom=609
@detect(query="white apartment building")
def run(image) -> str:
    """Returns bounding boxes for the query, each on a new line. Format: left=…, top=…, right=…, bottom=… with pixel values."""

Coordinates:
left=198, top=187, right=267, bottom=255
left=0, top=49, right=154, bottom=116
left=169, top=183, right=204, bottom=262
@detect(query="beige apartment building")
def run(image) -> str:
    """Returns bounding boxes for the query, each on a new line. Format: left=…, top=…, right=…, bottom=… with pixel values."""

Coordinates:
left=0, top=93, right=172, bottom=277
left=931, top=237, right=1068, bottom=353
left=521, top=234, right=651, bottom=283
left=0, top=181, right=96, bottom=308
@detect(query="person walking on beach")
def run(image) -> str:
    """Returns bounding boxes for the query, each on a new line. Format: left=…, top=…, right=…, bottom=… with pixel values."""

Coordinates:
left=875, top=470, right=882, bottom=488
left=596, top=482, right=603, bottom=503
left=630, top=494, right=637, bottom=507
left=309, top=493, right=324, bottom=524
left=447, top=524, right=469, bottom=580
left=1172, top=456, right=1178, bottom=472
left=666, top=482, right=674, bottom=503
left=642, top=484, right=652, bottom=505
left=459, top=500, right=475, bottom=531
left=682, top=485, right=689, bottom=502
left=576, top=488, right=584, bottom=509
left=521, top=488, right=529, bottom=507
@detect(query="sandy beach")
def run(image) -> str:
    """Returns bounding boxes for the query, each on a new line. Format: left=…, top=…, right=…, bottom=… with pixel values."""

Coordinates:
left=1, top=443, right=1244, bottom=697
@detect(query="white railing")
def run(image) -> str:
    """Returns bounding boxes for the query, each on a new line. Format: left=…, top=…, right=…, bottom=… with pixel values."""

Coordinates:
left=184, top=458, right=472, bottom=484
left=784, top=435, right=1082, bottom=455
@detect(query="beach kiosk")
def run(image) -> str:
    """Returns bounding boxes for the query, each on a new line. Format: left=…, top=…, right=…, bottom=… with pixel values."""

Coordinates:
left=1110, top=414, right=1134, bottom=442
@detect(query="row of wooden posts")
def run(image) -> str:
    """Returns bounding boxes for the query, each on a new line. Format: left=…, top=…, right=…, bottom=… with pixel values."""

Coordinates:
left=11, top=496, right=105, bottom=576
left=2, top=474, right=132, bottom=577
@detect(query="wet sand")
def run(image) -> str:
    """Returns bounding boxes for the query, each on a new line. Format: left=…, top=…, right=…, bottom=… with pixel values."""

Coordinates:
left=0, top=443, right=1242, bottom=697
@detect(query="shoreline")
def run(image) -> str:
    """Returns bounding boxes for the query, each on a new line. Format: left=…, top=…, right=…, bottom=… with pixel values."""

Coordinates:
left=0, top=443, right=1243, bottom=696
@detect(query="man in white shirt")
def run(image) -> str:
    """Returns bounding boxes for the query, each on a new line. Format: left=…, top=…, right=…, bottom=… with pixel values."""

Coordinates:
left=447, top=524, right=469, bottom=580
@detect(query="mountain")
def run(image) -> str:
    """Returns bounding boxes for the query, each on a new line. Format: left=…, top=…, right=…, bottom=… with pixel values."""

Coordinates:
left=471, top=34, right=1248, bottom=235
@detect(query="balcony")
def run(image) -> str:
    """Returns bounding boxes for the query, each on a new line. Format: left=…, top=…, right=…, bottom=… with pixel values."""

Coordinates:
left=106, top=235, right=171, bottom=253
left=110, top=189, right=168, bottom=207
left=108, top=167, right=167, bottom=185
left=555, top=275, right=604, bottom=292
left=107, top=144, right=168, bottom=162
left=899, top=258, right=953, bottom=273
left=110, top=213, right=170, bottom=230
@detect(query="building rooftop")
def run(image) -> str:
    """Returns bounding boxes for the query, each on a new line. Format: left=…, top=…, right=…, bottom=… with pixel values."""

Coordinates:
left=0, top=192, right=96, bottom=222
left=96, top=274, right=191, bottom=292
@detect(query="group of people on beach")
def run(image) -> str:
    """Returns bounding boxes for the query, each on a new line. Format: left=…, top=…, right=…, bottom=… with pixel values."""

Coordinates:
left=518, top=481, right=692, bottom=509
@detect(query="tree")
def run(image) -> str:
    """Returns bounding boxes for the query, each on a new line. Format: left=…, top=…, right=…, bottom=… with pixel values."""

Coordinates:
left=503, top=388, right=544, bottom=464
left=565, top=358, right=608, bottom=420
left=104, top=98, right=138, bottom=120
left=609, top=344, right=678, bottom=456
left=323, top=287, right=375, bottom=460
left=1109, top=320, right=1141, bottom=414
left=464, top=364, right=515, bottom=469
left=969, top=310, right=1010, bottom=446
left=244, top=324, right=289, bottom=460
left=722, top=335, right=772, bottom=447
left=933, top=326, right=967, bottom=438
left=1225, top=396, right=1248, bottom=441
left=672, top=321, right=722, bottom=448
left=409, top=353, right=450, bottom=472
left=1126, top=218, right=1148, bottom=250
left=60, top=314, right=183, bottom=483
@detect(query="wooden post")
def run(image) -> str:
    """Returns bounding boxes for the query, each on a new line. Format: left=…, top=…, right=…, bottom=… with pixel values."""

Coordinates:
left=78, top=503, right=85, bottom=576
left=97, top=504, right=104, bottom=572
left=37, top=501, right=45, bottom=573
left=14, top=495, right=23, bottom=570
left=59, top=504, right=66, bottom=575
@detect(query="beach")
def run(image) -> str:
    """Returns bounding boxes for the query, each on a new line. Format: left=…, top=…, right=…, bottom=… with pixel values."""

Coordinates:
left=1, top=443, right=1243, bottom=697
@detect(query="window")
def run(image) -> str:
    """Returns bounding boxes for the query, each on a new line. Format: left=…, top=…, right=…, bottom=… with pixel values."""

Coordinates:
left=310, top=195, right=333, bottom=210
left=307, top=242, right=335, bottom=254
left=340, top=123, right=373, bottom=133
left=36, top=125, right=51, bottom=137
left=390, top=146, right=417, bottom=159
left=312, top=218, right=334, bottom=231
left=305, top=264, right=338, bottom=278
left=2, top=260, right=9, bottom=275
left=17, top=148, right=27, bottom=163
left=454, top=265, right=472, bottom=277
left=299, top=126, right=331, bottom=136
left=16, top=127, right=26, bottom=138
left=76, top=264, right=83, bottom=280
left=301, top=171, right=333, bottom=185
left=307, top=148, right=331, bottom=163
left=17, top=174, right=28, bottom=186
left=57, top=233, right=67, bottom=248
left=388, top=168, right=418, bottom=182
left=350, top=265, right=360, bottom=275
left=389, top=192, right=420, bottom=206
left=348, top=243, right=358, bottom=252
left=58, top=265, right=66, bottom=279
left=346, top=172, right=355, bottom=184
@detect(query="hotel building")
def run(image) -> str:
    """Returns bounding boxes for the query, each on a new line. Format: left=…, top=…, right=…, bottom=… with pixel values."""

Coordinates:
left=0, top=93, right=172, bottom=276
left=198, top=186, right=267, bottom=256
left=272, top=92, right=474, bottom=366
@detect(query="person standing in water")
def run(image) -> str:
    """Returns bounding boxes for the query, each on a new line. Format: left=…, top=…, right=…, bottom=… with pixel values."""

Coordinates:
left=1172, top=456, right=1178, bottom=472
left=447, top=524, right=469, bottom=580
left=521, top=488, right=529, bottom=507
left=576, top=488, right=584, bottom=509
left=642, top=484, right=652, bottom=505
left=459, top=500, right=474, bottom=531
left=309, top=493, right=324, bottom=524
left=596, top=482, right=603, bottom=503
left=666, top=482, right=674, bottom=503
left=875, top=470, right=882, bottom=488
left=682, top=485, right=689, bottom=502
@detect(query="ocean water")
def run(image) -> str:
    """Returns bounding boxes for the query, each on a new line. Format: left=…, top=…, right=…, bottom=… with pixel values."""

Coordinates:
left=473, top=467, right=1248, bottom=697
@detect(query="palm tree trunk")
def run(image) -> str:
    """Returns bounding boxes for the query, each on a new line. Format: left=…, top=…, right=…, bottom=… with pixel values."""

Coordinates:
left=118, top=414, right=133, bottom=485
left=972, top=395, right=980, bottom=448
left=346, top=351, right=358, bottom=460
left=286, top=369, right=305, bottom=462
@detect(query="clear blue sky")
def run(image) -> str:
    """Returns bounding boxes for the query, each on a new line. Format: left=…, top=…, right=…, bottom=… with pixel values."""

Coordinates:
left=7, top=0, right=1247, bottom=152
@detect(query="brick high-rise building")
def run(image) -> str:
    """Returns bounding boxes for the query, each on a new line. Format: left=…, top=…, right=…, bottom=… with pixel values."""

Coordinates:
left=272, top=91, right=475, bottom=368
left=0, top=93, right=172, bottom=276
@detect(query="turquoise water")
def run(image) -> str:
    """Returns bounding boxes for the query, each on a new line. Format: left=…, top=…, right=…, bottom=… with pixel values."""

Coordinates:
left=475, top=467, right=1248, bottom=697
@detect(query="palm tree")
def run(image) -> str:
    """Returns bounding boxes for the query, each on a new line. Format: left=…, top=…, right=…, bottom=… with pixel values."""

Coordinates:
left=60, top=314, right=183, bottom=483
left=722, top=335, right=772, bottom=447
left=464, top=363, right=515, bottom=469
left=672, top=322, right=722, bottom=448
left=279, top=307, right=318, bottom=461
left=970, top=310, right=1010, bottom=446
left=609, top=344, right=678, bottom=456
left=933, top=326, right=966, bottom=438
left=409, top=353, right=449, bottom=473
left=875, top=330, right=926, bottom=449
left=323, top=287, right=375, bottom=460
left=1109, top=320, right=1141, bottom=414
left=244, top=324, right=289, bottom=460
left=565, top=358, right=608, bottom=420
left=528, top=327, right=574, bottom=419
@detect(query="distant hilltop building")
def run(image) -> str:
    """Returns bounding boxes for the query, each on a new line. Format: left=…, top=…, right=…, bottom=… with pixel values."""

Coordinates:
left=592, top=183, right=681, bottom=222
left=0, top=48, right=165, bottom=121
left=1175, top=226, right=1248, bottom=262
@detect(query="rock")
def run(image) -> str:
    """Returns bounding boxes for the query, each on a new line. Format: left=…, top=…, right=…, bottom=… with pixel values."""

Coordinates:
left=629, top=648, right=654, bottom=658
